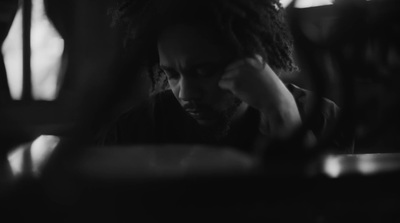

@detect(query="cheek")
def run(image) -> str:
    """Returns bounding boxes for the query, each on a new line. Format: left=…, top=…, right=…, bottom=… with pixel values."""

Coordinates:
left=168, top=80, right=180, bottom=99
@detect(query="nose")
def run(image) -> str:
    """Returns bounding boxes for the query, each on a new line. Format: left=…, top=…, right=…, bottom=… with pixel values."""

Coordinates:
left=178, top=77, right=201, bottom=101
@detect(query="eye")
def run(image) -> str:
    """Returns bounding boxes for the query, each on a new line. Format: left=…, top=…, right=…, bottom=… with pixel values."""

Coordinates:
left=164, top=69, right=180, bottom=80
left=158, top=66, right=180, bottom=80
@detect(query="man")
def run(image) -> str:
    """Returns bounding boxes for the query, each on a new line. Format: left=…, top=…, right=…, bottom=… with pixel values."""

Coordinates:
left=100, top=0, right=348, bottom=154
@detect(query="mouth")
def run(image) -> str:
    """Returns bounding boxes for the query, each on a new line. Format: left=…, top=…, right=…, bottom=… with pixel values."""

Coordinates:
left=184, top=107, right=219, bottom=122
left=186, top=109, right=209, bottom=120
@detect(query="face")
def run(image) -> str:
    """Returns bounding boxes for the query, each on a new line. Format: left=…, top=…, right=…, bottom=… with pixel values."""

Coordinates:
left=157, top=24, right=243, bottom=134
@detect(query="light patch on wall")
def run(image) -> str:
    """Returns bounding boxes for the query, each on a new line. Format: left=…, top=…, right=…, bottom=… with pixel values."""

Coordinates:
left=2, top=6, right=23, bottom=99
left=280, top=0, right=333, bottom=8
left=7, top=135, right=60, bottom=178
left=1, top=0, right=64, bottom=100
left=30, top=135, right=60, bottom=176
left=7, top=144, right=27, bottom=177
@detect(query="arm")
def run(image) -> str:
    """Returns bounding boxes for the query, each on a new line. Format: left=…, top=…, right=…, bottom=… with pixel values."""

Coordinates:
left=218, top=55, right=303, bottom=140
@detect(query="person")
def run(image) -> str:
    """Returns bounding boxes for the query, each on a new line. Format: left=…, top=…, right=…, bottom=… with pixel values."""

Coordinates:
left=98, top=0, right=351, bottom=154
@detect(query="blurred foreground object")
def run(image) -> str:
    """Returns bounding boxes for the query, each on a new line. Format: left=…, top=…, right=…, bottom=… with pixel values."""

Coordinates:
left=322, top=153, right=400, bottom=178
left=3, top=145, right=400, bottom=222
left=74, top=144, right=255, bottom=179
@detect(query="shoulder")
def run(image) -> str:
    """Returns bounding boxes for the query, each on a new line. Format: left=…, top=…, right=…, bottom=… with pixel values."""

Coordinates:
left=286, top=84, right=353, bottom=152
left=286, top=83, right=339, bottom=123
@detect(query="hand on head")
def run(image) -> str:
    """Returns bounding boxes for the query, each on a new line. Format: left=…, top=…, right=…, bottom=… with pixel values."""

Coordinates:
left=218, top=54, right=302, bottom=139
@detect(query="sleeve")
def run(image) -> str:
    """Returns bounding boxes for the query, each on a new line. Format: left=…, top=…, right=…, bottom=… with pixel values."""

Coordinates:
left=287, top=84, right=354, bottom=153
left=317, top=100, right=355, bottom=153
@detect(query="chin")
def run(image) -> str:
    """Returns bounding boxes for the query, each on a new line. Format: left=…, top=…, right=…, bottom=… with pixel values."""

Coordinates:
left=196, top=119, right=218, bottom=127
left=196, top=117, right=231, bottom=140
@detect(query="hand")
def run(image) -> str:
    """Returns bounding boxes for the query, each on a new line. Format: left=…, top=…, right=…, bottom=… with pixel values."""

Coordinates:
left=218, top=55, right=302, bottom=139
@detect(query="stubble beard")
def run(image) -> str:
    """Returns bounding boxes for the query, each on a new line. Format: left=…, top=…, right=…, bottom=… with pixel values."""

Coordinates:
left=198, top=97, right=243, bottom=142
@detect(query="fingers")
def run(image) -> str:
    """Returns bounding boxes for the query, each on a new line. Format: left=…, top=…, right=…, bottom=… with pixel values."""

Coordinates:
left=219, top=54, right=265, bottom=86
left=224, top=54, right=264, bottom=73
left=254, top=54, right=263, bottom=63
left=218, top=69, right=237, bottom=90
left=219, top=55, right=261, bottom=91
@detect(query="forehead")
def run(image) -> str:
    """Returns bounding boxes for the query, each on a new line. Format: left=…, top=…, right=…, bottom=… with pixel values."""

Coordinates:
left=157, top=24, right=230, bottom=67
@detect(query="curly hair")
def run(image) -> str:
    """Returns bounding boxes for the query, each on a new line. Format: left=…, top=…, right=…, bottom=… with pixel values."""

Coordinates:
left=109, top=0, right=297, bottom=92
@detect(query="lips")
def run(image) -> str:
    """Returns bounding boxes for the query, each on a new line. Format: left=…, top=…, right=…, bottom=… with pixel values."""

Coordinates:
left=186, top=109, right=207, bottom=119
left=183, top=106, right=215, bottom=121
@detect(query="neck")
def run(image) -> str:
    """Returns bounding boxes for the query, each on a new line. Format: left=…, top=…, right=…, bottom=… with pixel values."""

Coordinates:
left=197, top=102, right=249, bottom=142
